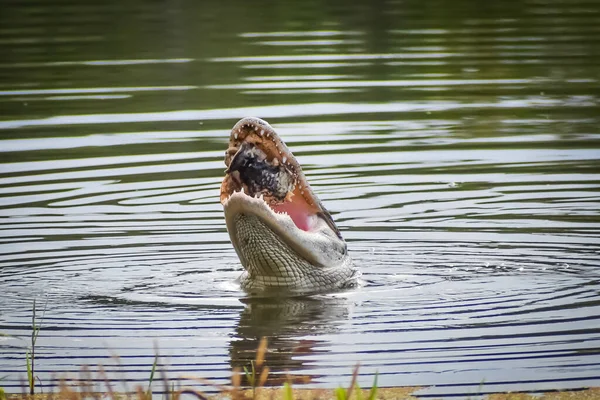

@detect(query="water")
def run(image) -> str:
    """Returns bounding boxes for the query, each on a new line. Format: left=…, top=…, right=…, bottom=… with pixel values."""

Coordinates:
left=1, top=0, right=599, bottom=397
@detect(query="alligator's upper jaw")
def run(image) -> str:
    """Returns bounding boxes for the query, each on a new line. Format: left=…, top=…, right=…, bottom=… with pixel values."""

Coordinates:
left=220, top=117, right=348, bottom=271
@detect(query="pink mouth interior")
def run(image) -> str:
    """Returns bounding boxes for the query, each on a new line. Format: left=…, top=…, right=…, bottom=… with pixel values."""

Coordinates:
left=271, top=200, right=316, bottom=231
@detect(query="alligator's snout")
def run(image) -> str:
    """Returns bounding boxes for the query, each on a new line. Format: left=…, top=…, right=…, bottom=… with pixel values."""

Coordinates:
left=220, top=117, right=359, bottom=296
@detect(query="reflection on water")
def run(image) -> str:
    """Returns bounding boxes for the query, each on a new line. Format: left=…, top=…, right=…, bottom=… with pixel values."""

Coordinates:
left=231, top=296, right=351, bottom=386
left=1, top=0, right=599, bottom=397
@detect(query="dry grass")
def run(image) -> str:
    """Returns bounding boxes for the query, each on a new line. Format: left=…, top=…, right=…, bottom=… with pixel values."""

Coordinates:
left=6, top=387, right=600, bottom=400
left=2, top=337, right=599, bottom=400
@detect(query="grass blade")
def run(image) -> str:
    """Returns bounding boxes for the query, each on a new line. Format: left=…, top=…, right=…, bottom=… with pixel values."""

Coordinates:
left=26, top=349, right=33, bottom=395
left=146, top=355, right=159, bottom=400
left=283, top=382, right=294, bottom=400
left=335, top=387, right=347, bottom=400
left=354, top=382, right=364, bottom=400
left=345, top=364, right=359, bottom=400
left=367, top=372, right=378, bottom=400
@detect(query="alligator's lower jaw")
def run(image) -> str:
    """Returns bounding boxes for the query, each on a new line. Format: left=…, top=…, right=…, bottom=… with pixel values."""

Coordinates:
left=232, top=212, right=359, bottom=297
left=222, top=190, right=312, bottom=244
left=222, top=191, right=359, bottom=296
left=222, top=191, right=318, bottom=267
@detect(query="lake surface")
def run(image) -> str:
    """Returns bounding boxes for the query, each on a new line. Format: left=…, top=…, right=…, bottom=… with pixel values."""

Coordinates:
left=1, top=0, right=599, bottom=397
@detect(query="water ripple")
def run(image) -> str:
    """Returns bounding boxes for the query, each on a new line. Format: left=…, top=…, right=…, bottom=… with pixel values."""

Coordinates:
left=1, top=0, right=599, bottom=396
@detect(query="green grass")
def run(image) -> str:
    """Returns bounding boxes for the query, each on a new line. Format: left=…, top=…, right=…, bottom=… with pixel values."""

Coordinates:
left=145, top=355, right=158, bottom=400
left=26, top=298, right=46, bottom=396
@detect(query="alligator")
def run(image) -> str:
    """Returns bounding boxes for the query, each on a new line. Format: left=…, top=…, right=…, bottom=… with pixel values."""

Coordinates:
left=220, top=117, right=360, bottom=296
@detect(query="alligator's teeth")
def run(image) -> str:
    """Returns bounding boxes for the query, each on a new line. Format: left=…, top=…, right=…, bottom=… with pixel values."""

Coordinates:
left=260, top=129, right=264, bottom=136
left=234, top=132, right=238, bottom=140
left=282, top=156, right=287, bottom=164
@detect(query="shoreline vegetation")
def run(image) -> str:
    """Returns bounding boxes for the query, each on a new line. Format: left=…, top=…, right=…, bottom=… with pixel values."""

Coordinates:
left=2, top=305, right=599, bottom=400
left=2, top=368, right=600, bottom=400
left=2, top=337, right=599, bottom=400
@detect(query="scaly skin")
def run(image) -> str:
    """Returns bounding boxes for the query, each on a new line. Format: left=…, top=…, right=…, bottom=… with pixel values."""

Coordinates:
left=220, top=117, right=359, bottom=296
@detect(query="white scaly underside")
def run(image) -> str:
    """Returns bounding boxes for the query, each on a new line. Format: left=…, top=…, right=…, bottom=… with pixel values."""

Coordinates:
left=223, top=191, right=348, bottom=268
left=233, top=213, right=357, bottom=296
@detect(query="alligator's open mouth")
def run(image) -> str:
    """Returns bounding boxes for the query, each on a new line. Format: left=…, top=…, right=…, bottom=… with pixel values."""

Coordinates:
left=220, top=117, right=341, bottom=238
left=220, top=117, right=355, bottom=295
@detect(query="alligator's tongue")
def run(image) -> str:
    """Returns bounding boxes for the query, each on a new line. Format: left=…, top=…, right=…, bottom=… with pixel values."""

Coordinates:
left=271, top=192, right=316, bottom=231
